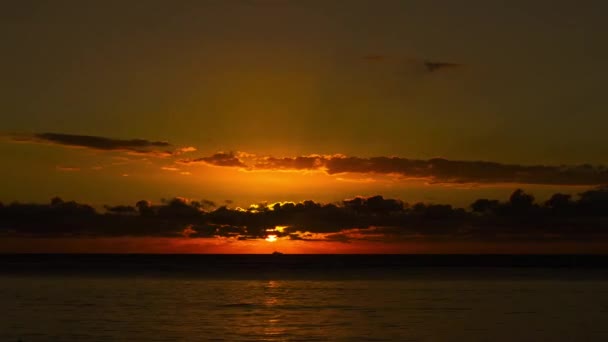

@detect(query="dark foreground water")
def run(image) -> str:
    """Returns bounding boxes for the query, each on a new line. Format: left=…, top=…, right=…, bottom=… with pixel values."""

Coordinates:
left=1, top=255, right=608, bottom=341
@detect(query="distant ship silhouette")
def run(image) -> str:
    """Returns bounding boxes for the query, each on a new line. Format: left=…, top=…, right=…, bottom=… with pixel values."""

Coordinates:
left=272, top=251, right=284, bottom=255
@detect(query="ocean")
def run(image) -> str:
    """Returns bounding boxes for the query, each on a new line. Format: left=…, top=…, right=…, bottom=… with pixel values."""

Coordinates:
left=1, top=255, right=608, bottom=341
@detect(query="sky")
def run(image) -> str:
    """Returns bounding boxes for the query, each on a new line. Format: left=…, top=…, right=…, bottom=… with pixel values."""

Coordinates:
left=1, top=0, right=608, bottom=253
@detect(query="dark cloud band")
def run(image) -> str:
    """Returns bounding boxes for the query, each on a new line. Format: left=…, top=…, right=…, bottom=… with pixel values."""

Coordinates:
left=12, top=132, right=172, bottom=154
left=179, top=152, right=247, bottom=168
left=35, top=133, right=170, bottom=150
left=424, top=61, right=463, bottom=72
left=183, top=153, right=608, bottom=186
left=2, top=188, right=608, bottom=243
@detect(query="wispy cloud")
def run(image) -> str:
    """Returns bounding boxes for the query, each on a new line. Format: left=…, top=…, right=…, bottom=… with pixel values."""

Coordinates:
left=9, top=132, right=174, bottom=156
left=424, top=61, right=463, bottom=72
left=363, top=55, right=464, bottom=73
left=179, top=152, right=247, bottom=168
left=35, top=132, right=170, bottom=151
left=175, top=146, right=197, bottom=154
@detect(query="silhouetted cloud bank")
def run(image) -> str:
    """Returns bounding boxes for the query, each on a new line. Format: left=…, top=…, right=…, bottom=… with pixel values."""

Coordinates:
left=2, top=188, right=608, bottom=243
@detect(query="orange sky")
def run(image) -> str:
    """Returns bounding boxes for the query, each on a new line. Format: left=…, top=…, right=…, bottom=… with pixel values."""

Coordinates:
left=2, top=1, right=608, bottom=253
left=2, top=237, right=607, bottom=254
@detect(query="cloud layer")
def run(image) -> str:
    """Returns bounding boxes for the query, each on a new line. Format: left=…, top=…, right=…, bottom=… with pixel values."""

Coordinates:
left=180, top=152, right=247, bottom=168
left=184, top=153, right=608, bottom=186
left=7, top=132, right=608, bottom=186
left=2, top=188, right=608, bottom=244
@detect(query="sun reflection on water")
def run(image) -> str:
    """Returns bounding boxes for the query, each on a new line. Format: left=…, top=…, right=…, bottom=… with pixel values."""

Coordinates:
left=262, top=280, right=287, bottom=340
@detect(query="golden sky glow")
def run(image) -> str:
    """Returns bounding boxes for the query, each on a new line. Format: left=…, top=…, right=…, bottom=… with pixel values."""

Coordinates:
left=2, top=1, right=608, bottom=253
left=265, top=235, right=278, bottom=243
left=3, top=237, right=608, bottom=254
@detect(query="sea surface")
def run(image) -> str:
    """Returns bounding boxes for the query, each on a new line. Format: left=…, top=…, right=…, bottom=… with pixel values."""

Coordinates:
left=1, top=255, right=608, bottom=341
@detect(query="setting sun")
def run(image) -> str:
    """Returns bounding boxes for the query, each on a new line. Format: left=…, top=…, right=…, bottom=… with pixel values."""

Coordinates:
left=265, top=234, right=278, bottom=242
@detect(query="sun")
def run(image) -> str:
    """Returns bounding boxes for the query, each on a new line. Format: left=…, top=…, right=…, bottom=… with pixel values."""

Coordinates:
left=265, top=234, right=278, bottom=242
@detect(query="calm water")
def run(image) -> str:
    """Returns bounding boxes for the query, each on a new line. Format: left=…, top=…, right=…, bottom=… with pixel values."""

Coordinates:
left=1, top=255, right=608, bottom=341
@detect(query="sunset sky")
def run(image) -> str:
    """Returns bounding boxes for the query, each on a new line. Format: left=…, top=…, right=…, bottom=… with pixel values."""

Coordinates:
left=2, top=0, right=608, bottom=253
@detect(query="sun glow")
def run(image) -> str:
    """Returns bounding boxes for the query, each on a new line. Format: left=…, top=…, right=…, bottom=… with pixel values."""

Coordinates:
left=265, top=234, right=278, bottom=242
left=274, top=226, right=288, bottom=233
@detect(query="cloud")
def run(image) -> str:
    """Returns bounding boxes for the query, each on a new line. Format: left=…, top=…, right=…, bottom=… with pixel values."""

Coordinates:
left=324, top=157, right=608, bottom=186
left=362, top=55, right=464, bottom=73
left=8, top=132, right=608, bottom=186
left=174, top=146, right=197, bottom=155
left=35, top=132, right=170, bottom=151
left=2, top=188, right=608, bottom=243
left=253, top=156, right=323, bottom=170
left=193, top=153, right=608, bottom=186
left=424, top=61, right=463, bottom=72
left=181, top=225, right=197, bottom=238
left=9, top=132, right=174, bottom=156
left=179, top=152, right=247, bottom=168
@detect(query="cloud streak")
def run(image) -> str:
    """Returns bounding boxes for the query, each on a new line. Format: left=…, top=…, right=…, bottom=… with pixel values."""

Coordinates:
left=363, top=55, right=464, bottom=73
left=424, top=61, right=463, bottom=72
left=182, top=153, right=608, bottom=186
left=10, top=132, right=173, bottom=156
left=180, top=152, right=247, bottom=168
left=35, top=132, right=170, bottom=151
